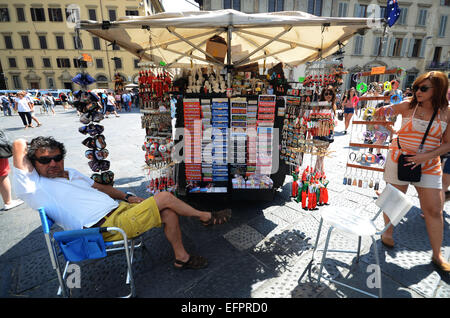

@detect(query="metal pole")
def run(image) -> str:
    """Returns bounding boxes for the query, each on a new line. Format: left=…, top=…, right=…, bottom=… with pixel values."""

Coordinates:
left=227, top=26, right=232, bottom=89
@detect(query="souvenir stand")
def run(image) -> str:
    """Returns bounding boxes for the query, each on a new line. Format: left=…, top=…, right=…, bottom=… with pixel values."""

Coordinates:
left=79, top=9, right=384, bottom=202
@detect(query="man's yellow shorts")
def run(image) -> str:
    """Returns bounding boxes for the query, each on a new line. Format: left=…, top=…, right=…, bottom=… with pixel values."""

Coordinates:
left=101, top=197, right=162, bottom=241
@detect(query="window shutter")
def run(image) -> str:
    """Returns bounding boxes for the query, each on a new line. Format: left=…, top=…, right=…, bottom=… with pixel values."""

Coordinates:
left=381, top=37, right=388, bottom=56
left=419, top=38, right=428, bottom=58
left=407, top=38, right=414, bottom=57
left=354, top=4, right=359, bottom=17
left=388, top=37, right=395, bottom=56
left=373, top=37, right=381, bottom=56
left=400, top=38, right=408, bottom=56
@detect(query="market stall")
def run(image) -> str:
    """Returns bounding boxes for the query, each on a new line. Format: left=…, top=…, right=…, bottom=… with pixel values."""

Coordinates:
left=79, top=9, right=384, bottom=201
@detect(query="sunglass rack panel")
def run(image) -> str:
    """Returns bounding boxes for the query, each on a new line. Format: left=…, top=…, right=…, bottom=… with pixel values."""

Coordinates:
left=75, top=90, right=115, bottom=185
left=344, top=120, right=393, bottom=191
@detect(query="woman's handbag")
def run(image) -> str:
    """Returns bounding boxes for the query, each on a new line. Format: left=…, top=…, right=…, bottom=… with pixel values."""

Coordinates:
left=397, top=109, right=438, bottom=182
left=0, top=130, right=13, bottom=159
left=337, top=110, right=344, bottom=121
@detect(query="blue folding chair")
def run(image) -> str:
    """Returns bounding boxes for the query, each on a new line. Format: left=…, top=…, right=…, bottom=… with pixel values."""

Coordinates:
left=38, top=207, right=144, bottom=298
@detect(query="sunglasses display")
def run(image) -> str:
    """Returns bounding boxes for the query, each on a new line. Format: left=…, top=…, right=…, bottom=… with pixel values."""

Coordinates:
left=94, top=135, right=107, bottom=149
left=79, top=124, right=104, bottom=136
left=95, top=149, right=109, bottom=160
left=35, top=154, right=64, bottom=164
left=88, top=159, right=110, bottom=172
left=91, top=170, right=115, bottom=185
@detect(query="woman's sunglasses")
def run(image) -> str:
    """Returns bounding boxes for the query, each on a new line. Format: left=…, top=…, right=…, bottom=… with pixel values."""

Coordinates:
left=413, top=85, right=433, bottom=93
left=324, top=92, right=333, bottom=96
left=35, top=154, right=64, bottom=164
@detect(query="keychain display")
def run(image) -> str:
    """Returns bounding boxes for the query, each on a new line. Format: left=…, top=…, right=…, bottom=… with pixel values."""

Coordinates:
left=138, top=68, right=172, bottom=110
left=291, top=166, right=329, bottom=210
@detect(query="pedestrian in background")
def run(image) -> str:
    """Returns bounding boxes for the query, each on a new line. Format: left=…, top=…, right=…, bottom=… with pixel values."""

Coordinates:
left=0, top=129, right=24, bottom=211
left=24, top=92, right=42, bottom=127
left=106, top=92, right=120, bottom=118
left=1, top=93, right=12, bottom=116
left=60, top=92, right=69, bottom=111
left=45, top=93, right=56, bottom=116
left=14, top=92, right=34, bottom=129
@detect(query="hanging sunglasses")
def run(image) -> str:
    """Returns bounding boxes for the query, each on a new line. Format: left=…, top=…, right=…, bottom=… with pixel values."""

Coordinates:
left=82, top=137, right=96, bottom=149
left=413, top=85, right=433, bottom=93
left=91, top=171, right=114, bottom=185
left=94, top=134, right=107, bottom=149
left=80, top=113, right=92, bottom=125
left=88, top=159, right=110, bottom=172
left=91, top=111, right=104, bottom=123
left=79, top=124, right=104, bottom=136
left=95, top=149, right=109, bottom=160
left=85, top=149, right=95, bottom=160
left=34, top=154, right=64, bottom=164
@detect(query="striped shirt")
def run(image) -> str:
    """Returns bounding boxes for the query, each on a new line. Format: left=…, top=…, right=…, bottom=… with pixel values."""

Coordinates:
left=390, top=106, right=447, bottom=176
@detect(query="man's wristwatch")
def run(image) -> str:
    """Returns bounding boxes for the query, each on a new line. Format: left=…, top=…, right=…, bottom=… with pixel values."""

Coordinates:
left=124, top=193, right=134, bottom=202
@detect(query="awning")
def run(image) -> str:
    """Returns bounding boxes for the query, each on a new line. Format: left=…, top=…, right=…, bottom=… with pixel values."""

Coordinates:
left=80, top=9, right=383, bottom=68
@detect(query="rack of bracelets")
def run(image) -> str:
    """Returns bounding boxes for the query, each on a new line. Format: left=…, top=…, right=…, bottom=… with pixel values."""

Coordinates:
left=343, top=67, right=403, bottom=191
left=139, top=68, right=176, bottom=195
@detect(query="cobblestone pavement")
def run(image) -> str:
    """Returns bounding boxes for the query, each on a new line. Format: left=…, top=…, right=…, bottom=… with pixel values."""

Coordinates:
left=0, top=105, right=448, bottom=298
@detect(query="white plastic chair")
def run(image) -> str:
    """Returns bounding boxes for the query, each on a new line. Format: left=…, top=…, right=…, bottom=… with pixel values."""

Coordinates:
left=311, top=183, right=413, bottom=298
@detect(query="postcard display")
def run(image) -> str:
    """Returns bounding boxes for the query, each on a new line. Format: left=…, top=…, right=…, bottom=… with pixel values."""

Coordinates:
left=181, top=95, right=276, bottom=194
left=139, top=69, right=176, bottom=194
left=281, top=92, right=334, bottom=210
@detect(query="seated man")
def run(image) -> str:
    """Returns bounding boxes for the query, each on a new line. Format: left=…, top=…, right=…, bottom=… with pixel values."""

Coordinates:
left=12, top=136, right=231, bottom=270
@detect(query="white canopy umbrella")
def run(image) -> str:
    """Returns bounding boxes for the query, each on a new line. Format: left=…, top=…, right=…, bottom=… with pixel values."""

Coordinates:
left=80, top=9, right=383, bottom=69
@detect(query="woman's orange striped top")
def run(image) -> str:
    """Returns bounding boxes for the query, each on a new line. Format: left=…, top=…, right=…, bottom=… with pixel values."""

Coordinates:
left=390, top=106, right=447, bottom=176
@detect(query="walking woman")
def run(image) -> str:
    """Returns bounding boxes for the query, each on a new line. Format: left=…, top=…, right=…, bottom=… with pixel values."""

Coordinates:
left=14, top=92, right=34, bottom=129
left=341, top=87, right=357, bottom=134
left=375, top=71, right=450, bottom=272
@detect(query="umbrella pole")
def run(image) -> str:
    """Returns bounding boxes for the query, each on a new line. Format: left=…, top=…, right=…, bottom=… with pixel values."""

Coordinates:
left=226, top=26, right=232, bottom=89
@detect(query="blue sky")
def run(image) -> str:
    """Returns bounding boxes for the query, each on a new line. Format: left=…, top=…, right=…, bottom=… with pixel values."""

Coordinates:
left=161, top=0, right=200, bottom=12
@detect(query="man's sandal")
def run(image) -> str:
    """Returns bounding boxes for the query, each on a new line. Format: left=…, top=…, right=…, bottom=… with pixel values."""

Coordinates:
left=174, top=255, right=208, bottom=270
left=201, top=209, right=232, bottom=226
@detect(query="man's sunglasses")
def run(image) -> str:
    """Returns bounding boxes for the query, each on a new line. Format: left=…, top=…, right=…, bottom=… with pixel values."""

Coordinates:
left=413, top=85, right=433, bottom=93
left=35, top=154, right=64, bottom=164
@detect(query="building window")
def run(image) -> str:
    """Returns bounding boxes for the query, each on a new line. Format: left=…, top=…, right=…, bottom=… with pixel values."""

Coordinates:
left=56, top=58, right=70, bottom=68
left=353, top=35, right=364, bottom=55
left=4, top=35, right=13, bottom=49
left=112, top=43, right=120, bottom=50
left=25, top=58, right=34, bottom=68
left=21, top=35, right=30, bottom=49
left=398, top=7, right=408, bottom=25
left=96, top=58, right=104, bottom=68
left=108, top=9, right=116, bottom=21
left=12, top=75, right=22, bottom=89
left=391, top=37, right=405, bottom=57
left=308, top=0, right=322, bottom=16
left=337, top=2, right=348, bottom=17
left=73, top=35, right=82, bottom=49
left=8, top=58, right=17, bottom=68
left=30, top=8, right=46, bottom=22
left=93, top=37, right=101, bottom=50
left=379, top=6, right=386, bottom=19
left=268, top=0, right=284, bottom=12
left=48, top=77, right=55, bottom=89
left=16, top=7, right=25, bottom=22
left=39, top=35, right=47, bottom=49
left=114, top=58, right=122, bottom=69
left=134, top=59, right=140, bottom=68
left=0, top=8, right=10, bottom=22
left=88, top=9, right=97, bottom=21
left=65, top=6, right=80, bottom=23
left=354, top=4, right=367, bottom=17
left=48, top=8, right=63, bottom=22
left=56, top=35, right=65, bottom=49
left=439, top=15, right=447, bottom=37
left=372, top=36, right=388, bottom=56
left=43, top=58, right=51, bottom=68
left=125, top=10, right=139, bottom=16
left=73, top=58, right=87, bottom=68
left=411, top=39, right=422, bottom=57
left=417, top=9, right=427, bottom=26
left=223, top=0, right=240, bottom=11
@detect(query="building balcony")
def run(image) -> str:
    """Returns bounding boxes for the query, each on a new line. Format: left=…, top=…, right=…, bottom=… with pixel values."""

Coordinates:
left=425, top=60, right=450, bottom=71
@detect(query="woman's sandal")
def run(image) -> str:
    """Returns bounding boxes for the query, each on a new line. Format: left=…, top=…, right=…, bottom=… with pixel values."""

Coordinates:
left=431, top=257, right=450, bottom=273
left=201, top=209, right=232, bottom=226
left=174, top=255, right=208, bottom=270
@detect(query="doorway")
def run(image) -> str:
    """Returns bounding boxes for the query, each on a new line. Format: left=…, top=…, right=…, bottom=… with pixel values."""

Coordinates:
left=64, top=82, right=73, bottom=90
